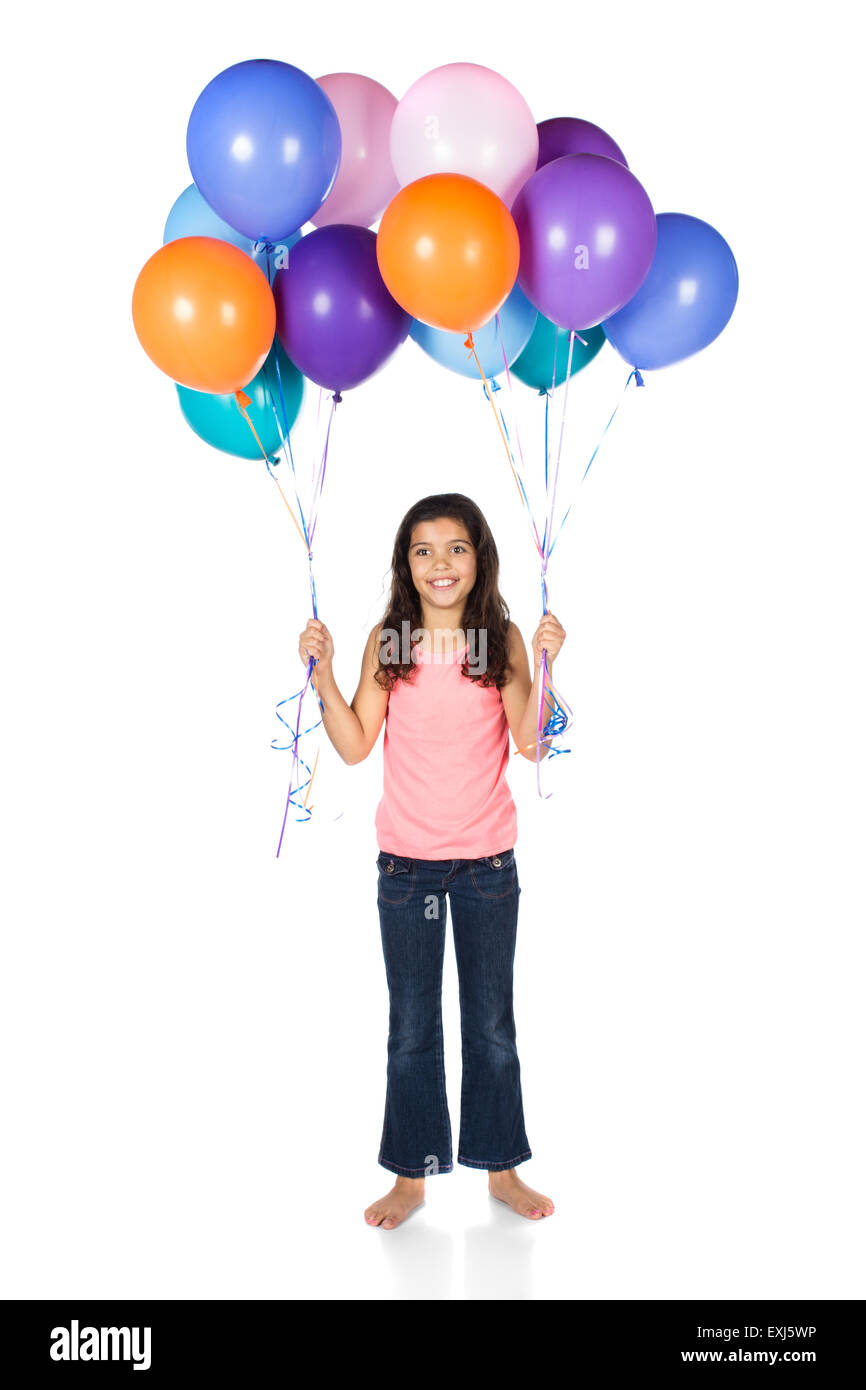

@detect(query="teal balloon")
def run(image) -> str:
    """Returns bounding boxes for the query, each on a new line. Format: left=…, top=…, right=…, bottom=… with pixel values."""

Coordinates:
left=164, top=184, right=255, bottom=254
left=176, top=342, right=304, bottom=462
left=410, top=282, right=537, bottom=379
left=511, top=315, right=606, bottom=391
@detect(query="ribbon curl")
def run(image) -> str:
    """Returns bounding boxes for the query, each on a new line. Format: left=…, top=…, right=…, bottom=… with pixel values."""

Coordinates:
left=234, top=362, right=341, bottom=855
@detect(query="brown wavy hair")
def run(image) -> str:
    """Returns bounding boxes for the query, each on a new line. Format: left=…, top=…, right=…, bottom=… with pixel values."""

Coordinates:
left=374, top=493, right=512, bottom=691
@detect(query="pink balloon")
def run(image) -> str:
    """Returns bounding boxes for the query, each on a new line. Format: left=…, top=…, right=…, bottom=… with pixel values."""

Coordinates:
left=390, top=62, right=538, bottom=209
left=313, top=73, right=400, bottom=228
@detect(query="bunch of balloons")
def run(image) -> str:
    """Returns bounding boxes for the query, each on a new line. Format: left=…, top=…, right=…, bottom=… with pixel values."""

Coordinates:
left=132, top=56, right=738, bottom=458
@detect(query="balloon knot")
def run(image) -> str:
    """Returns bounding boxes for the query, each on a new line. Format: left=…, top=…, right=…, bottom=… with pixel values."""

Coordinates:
left=464, top=334, right=474, bottom=351
left=332, top=391, right=343, bottom=405
left=235, top=390, right=252, bottom=409
left=634, top=368, right=645, bottom=388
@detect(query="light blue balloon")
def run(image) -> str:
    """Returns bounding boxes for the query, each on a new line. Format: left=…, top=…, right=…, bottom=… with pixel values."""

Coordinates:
left=410, top=283, right=537, bottom=379
left=163, top=184, right=254, bottom=253
left=163, top=186, right=303, bottom=281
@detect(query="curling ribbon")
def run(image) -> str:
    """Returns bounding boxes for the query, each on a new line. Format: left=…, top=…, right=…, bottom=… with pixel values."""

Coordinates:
left=234, top=377, right=343, bottom=854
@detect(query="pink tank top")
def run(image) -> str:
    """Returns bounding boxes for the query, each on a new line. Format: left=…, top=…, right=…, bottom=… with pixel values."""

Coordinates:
left=375, top=641, right=518, bottom=859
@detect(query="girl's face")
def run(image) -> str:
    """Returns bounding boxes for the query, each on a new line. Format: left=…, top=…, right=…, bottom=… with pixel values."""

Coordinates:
left=408, top=516, right=477, bottom=613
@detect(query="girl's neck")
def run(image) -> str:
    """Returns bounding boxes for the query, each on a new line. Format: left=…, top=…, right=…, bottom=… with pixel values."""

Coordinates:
left=416, top=608, right=467, bottom=652
left=419, top=597, right=467, bottom=639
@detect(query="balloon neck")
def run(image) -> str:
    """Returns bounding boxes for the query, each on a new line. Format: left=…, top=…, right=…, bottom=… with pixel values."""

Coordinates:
left=537, top=388, right=548, bottom=397
left=235, top=390, right=252, bottom=409
left=464, top=333, right=474, bottom=351
left=633, top=368, right=645, bottom=387
left=332, top=391, right=343, bottom=405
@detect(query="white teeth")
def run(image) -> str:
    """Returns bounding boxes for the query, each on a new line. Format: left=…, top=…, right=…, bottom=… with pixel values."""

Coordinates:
left=430, top=578, right=457, bottom=587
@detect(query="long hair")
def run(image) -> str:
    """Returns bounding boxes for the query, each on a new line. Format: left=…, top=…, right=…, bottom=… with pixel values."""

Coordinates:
left=374, top=493, right=511, bottom=691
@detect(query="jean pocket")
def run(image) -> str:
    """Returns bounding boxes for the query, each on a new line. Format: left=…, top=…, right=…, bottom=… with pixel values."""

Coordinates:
left=469, top=848, right=518, bottom=899
left=376, top=852, right=416, bottom=905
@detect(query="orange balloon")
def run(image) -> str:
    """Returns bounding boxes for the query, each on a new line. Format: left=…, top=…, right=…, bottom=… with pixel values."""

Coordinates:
left=377, top=174, right=519, bottom=333
left=132, top=236, right=276, bottom=394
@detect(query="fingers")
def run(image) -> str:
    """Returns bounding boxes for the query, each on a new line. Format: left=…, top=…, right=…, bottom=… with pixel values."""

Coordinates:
left=299, top=617, right=333, bottom=666
left=538, top=612, right=564, bottom=629
left=536, top=615, right=566, bottom=639
left=534, top=613, right=566, bottom=666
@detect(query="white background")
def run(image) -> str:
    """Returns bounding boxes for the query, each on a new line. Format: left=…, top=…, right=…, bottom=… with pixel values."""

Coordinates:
left=1, top=0, right=863, bottom=1301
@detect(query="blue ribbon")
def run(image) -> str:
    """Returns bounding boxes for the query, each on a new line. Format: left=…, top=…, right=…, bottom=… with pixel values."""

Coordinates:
left=582, top=369, right=644, bottom=482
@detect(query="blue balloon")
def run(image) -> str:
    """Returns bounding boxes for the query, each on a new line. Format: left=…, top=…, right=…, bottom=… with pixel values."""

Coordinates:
left=163, top=184, right=254, bottom=253
left=602, top=213, right=738, bottom=370
left=186, top=59, right=341, bottom=242
left=410, top=283, right=537, bottom=379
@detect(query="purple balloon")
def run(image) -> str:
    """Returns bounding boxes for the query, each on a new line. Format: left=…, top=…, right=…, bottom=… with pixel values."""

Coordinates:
left=273, top=225, right=410, bottom=392
left=512, top=154, right=657, bottom=331
left=537, top=117, right=628, bottom=169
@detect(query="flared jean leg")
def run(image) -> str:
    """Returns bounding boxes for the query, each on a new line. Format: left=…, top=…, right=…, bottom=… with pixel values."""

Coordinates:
left=376, top=865, right=453, bottom=1176
left=448, top=858, right=532, bottom=1171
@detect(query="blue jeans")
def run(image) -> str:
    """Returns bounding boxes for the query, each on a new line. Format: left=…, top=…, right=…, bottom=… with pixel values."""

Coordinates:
left=376, top=847, right=532, bottom=1177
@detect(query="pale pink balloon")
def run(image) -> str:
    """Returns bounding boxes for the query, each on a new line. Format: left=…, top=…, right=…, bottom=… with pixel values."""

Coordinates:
left=312, top=73, right=400, bottom=228
left=390, top=62, right=538, bottom=209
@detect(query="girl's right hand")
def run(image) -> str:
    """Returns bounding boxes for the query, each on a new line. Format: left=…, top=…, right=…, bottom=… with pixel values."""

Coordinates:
left=299, top=618, right=334, bottom=676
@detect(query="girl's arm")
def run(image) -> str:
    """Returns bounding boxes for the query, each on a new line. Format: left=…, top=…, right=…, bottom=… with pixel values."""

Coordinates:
left=500, top=617, right=567, bottom=761
left=299, top=620, right=389, bottom=765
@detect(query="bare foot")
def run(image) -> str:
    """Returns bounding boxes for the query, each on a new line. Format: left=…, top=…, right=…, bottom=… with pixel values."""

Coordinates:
left=488, top=1169, right=555, bottom=1220
left=365, top=1176, right=426, bottom=1230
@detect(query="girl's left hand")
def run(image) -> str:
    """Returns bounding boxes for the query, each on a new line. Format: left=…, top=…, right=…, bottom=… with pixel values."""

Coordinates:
left=531, top=612, right=566, bottom=670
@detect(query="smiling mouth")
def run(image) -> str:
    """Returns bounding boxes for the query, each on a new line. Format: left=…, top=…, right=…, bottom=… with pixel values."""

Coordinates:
left=428, top=578, right=458, bottom=589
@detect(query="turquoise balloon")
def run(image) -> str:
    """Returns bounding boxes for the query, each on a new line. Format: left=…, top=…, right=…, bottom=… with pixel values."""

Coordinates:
left=164, top=184, right=255, bottom=254
left=511, top=315, right=606, bottom=391
left=410, top=283, right=537, bottom=379
left=176, top=342, right=304, bottom=462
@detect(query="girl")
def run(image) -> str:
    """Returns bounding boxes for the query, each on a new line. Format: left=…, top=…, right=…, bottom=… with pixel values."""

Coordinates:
left=298, top=493, right=566, bottom=1230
